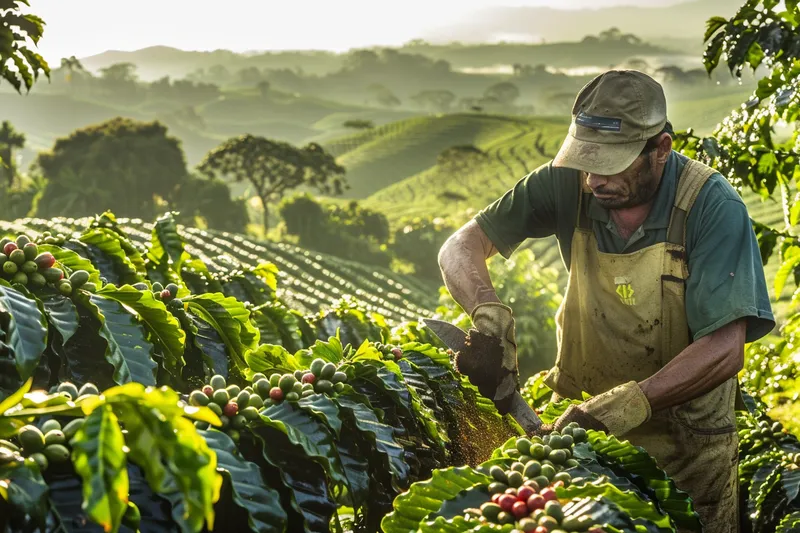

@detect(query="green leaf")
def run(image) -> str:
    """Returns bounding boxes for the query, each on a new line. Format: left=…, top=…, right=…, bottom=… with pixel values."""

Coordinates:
left=251, top=262, right=278, bottom=293
left=0, top=377, right=32, bottom=438
left=39, top=291, right=80, bottom=345
left=380, top=466, right=491, bottom=533
left=585, top=430, right=701, bottom=531
left=556, top=481, right=673, bottom=530
left=775, top=245, right=800, bottom=298
left=199, top=429, right=287, bottom=533
left=296, top=336, right=345, bottom=367
left=776, top=511, right=800, bottom=533
left=0, top=448, right=49, bottom=529
left=147, top=212, right=190, bottom=274
left=400, top=342, right=451, bottom=368
left=334, top=426, right=370, bottom=510
left=182, top=258, right=224, bottom=294
left=260, top=400, right=347, bottom=490
left=79, top=227, right=142, bottom=285
left=185, top=292, right=259, bottom=374
left=704, top=15, right=728, bottom=42
left=398, top=358, right=450, bottom=453
left=186, top=312, right=229, bottom=379
left=37, top=244, right=102, bottom=285
left=296, top=393, right=342, bottom=437
left=347, top=362, right=416, bottom=424
left=782, top=467, right=800, bottom=505
left=245, top=344, right=302, bottom=377
left=0, top=284, right=47, bottom=381
left=103, top=383, right=222, bottom=532
left=253, top=301, right=304, bottom=353
left=250, top=416, right=337, bottom=532
left=71, top=404, right=129, bottom=533
left=73, top=292, right=158, bottom=386
left=97, top=284, right=186, bottom=378
left=335, top=396, right=410, bottom=492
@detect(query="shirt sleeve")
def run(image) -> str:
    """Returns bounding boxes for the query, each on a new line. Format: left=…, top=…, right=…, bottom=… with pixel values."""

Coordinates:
left=685, top=183, right=776, bottom=343
left=473, top=162, right=561, bottom=259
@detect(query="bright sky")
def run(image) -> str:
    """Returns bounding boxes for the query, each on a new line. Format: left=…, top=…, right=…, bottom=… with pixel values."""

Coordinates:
left=28, top=0, right=682, bottom=62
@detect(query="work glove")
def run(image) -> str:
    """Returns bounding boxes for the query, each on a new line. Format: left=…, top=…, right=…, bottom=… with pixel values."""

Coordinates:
left=531, top=381, right=651, bottom=437
left=454, top=302, right=519, bottom=414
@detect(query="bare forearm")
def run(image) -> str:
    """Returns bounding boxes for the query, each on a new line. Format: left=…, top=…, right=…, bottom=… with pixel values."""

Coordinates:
left=639, top=319, right=746, bottom=411
left=438, top=220, right=501, bottom=315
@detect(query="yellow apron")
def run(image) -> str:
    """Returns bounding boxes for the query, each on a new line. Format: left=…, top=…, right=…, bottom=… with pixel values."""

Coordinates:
left=544, top=159, right=739, bottom=533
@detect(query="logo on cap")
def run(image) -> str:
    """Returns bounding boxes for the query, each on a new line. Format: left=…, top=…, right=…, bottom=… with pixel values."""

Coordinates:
left=576, top=111, right=622, bottom=132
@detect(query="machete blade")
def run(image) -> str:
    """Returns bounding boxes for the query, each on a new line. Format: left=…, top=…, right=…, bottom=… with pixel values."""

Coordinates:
left=422, top=318, right=543, bottom=432
left=422, top=318, right=468, bottom=354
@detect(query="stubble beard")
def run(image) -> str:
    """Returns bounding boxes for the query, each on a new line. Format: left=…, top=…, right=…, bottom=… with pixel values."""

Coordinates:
left=595, top=158, right=660, bottom=209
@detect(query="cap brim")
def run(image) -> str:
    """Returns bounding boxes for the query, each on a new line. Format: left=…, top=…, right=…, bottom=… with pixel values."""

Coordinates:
left=552, top=134, right=647, bottom=175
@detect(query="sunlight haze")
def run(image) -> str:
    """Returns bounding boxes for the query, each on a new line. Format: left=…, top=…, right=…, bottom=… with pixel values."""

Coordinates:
left=31, top=0, right=686, bottom=61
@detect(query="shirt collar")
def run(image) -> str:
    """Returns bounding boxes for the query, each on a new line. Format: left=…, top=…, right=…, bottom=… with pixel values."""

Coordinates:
left=586, top=150, right=680, bottom=230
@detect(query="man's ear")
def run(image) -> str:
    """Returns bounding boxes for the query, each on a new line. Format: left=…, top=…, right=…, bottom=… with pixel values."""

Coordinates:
left=657, top=132, right=673, bottom=164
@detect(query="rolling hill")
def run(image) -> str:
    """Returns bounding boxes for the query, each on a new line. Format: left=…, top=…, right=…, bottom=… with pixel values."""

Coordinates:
left=322, top=113, right=567, bottom=199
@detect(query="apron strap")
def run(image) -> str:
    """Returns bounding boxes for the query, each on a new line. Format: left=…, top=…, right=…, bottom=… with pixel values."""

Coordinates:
left=575, top=171, right=593, bottom=230
left=663, top=159, right=747, bottom=411
left=666, top=159, right=719, bottom=246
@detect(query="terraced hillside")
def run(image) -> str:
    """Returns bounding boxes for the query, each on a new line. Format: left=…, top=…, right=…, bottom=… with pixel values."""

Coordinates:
left=322, top=113, right=567, bottom=198
left=0, top=216, right=439, bottom=324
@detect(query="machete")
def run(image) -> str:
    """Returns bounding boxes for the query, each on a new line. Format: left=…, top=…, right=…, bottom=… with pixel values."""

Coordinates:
left=423, top=318, right=543, bottom=433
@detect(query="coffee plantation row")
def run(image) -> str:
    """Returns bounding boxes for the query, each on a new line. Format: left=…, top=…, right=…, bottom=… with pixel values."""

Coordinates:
left=0, top=211, right=797, bottom=533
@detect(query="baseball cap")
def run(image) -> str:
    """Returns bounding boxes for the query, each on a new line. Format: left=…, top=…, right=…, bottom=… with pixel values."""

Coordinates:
left=552, top=70, right=669, bottom=175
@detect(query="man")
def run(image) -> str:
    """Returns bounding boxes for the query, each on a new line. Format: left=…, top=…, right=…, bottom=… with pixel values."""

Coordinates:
left=437, top=70, right=775, bottom=532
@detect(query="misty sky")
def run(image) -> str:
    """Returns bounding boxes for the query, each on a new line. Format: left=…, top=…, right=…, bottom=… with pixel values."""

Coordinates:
left=29, top=0, right=683, bottom=61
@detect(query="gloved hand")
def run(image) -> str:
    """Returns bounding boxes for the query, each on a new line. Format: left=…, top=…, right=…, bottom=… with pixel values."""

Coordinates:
left=454, top=302, right=519, bottom=413
left=531, top=381, right=651, bottom=437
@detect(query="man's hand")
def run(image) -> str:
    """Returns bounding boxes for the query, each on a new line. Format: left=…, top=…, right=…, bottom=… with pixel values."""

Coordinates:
left=531, top=381, right=651, bottom=437
left=464, top=302, right=519, bottom=412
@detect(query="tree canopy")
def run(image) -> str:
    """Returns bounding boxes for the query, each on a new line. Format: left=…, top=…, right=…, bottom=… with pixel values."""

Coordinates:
left=33, top=118, right=189, bottom=219
left=197, top=135, right=347, bottom=231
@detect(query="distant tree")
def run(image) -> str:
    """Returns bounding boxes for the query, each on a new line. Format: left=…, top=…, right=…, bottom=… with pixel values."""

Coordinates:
left=0, top=121, right=26, bottom=188
left=0, top=2, right=50, bottom=93
left=278, top=193, right=327, bottom=239
left=238, top=66, right=262, bottom=84
left=484, top=82, right=520, bottom=106
left=99, top=62, right=138, bottom=83
left=208, top=64, right=231, bottom=82
left=343, top=119, right=374, bottom=130
left=279, top=193, right=391, bottom=267
left=624, top=57, right=652, bottom=74
left=33, top=118, right=189, bottom=219
left=367, top=83, right=401, bottom=107
left=171, top=175, right=249, bottom=232
left=654, top=65, right=687, bottom=84
left=257, top=80, right=271, bottom=98
left=598, top=27, right=623, bottom=41
left=545, top=92, right=576, bottom=114
left=197, top=135, right=347, bottom=232
left=410, top=90, right=456, bottom=112
left=344, top=50, right=380, bottom=71
left=436, top=145, right=488, bottom=174
left=59, top=56, right=85, bottom=83
left=621, top=33, right=642, bottom=45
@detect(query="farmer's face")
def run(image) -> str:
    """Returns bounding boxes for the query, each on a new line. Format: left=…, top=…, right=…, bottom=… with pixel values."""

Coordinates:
left=585, top=151, right=661, bottom=209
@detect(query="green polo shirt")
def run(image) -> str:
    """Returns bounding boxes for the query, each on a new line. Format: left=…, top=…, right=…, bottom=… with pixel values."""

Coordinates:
left=475, top=150, right=776, bottom=343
